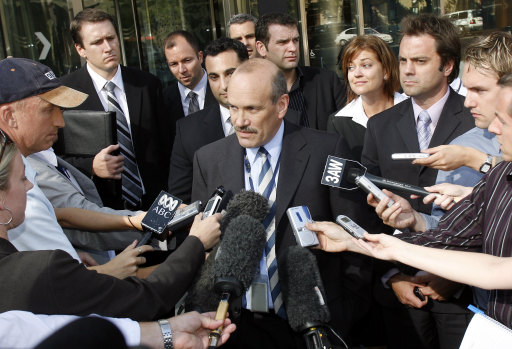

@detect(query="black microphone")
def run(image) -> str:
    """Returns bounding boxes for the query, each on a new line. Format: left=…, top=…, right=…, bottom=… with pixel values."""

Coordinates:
left=281, top=246, right=347, bottom=349
left=321, top=155, right=434, bottom=197
left=207, top=214, right=267, bottom=348
left=219, top=189, right=269, bottom=235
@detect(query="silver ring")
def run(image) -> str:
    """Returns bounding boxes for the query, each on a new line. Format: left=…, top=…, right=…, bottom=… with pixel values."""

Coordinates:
left=138, top=247, right=142, bottom=254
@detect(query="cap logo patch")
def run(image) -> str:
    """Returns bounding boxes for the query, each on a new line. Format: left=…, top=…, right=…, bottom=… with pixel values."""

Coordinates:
left=44, top=71, right=56, bottom=80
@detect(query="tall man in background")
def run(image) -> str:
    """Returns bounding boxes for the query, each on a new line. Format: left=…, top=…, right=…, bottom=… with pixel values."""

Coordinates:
left=58, top=8, right=170, bottom=210
left=227, top=13, right=260, bottom=58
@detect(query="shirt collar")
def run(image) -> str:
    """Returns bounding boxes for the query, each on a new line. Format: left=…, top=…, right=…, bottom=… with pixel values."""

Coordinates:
left=219, top=104, right=230, bottom=124
left=87, top=63, right=124, bottom=93
left=178, top=69, right=207, bottom=104
left=30, top=148, right=58, bottom=167
left=335, top=92, right=408, bottom=128
left=412, top=88, right=450, bottom=128
left=245, top=121, right=284, bottom=167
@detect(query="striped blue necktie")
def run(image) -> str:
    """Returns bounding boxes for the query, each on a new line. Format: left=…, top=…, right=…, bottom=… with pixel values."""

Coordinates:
left=417, top=110, right=432, bottom=151
left=257, top=147, right=286, bottom=318
left=104, top=81, right=143, bottom=207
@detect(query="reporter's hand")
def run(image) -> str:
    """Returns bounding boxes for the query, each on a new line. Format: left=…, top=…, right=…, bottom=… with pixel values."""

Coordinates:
left=170, top=311, right=236, bottom=349
left=96, top=240, right=154, bottom=279
left=352, top=233, right=406, bottom=261
left=92, top=144, right=124, bottom=179
left=423, top=183, right=473, bottom=210
left=128, top=211, right=146, bottom=231
left=306, top=221, right=352, bottom=252
left=189, top=213, right=222, bottom=250
left=78, top=251, right=99, bottom=267
left=389, top=273, right=428, bottom=308
left=413, top=273, right=463, bottom=301
left=367, top=190, right=425, bottom=231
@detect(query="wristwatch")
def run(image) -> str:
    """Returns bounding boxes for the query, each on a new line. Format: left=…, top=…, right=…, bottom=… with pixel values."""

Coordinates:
left=158, top=319, right=173, bottom=349
left=479, top=154, right=493, bottom=174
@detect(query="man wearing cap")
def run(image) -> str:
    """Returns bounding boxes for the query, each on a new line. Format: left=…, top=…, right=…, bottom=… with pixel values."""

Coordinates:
left=0, top=57, right=88, bottom=261
left=57, top=8, right=170, bottom=211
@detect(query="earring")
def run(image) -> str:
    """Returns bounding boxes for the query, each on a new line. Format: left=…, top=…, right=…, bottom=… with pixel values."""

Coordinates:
left=383, top=74, right=388, bottom=80
left=0, top=207, right=13, bottom=226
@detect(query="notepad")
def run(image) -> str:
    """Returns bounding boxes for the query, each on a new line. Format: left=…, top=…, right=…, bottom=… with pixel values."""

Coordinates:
left=459, top=305, right=512, bottom=348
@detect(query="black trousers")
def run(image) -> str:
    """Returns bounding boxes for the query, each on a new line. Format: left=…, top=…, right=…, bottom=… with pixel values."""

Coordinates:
left=221, top=309, right=306, bottom=349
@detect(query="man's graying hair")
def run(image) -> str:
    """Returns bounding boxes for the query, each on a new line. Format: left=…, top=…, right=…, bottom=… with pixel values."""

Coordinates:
left=227, top=14, right=257, bottom=32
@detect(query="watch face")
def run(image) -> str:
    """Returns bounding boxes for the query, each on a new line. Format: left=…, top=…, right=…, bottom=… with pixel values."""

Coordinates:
left=481, top=163, right=491, bottom=173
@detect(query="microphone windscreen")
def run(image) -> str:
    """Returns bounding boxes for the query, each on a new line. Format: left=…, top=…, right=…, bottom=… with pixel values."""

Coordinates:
left=281, top=245, right=331, bottom=332
left=220, top=190, right=269, bottom=233
left=214, top=214, right=267, bottom=290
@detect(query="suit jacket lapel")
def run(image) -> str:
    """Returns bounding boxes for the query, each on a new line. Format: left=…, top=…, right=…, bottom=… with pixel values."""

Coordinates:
left=76, top=66, right=104, bottom=111
left=203, top=105, right=226, bottom=139
left=396, top=99, right=421, bottom=153
left=121, top=67, right=143, bottom=147
left=220, top=135, right=245, bottom=193
left=275, top=122, right=309, bottom=226
left=429, top=89, right=463, bottom=148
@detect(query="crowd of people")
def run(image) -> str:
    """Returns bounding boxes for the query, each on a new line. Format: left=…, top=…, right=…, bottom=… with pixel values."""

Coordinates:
left=0, top=7, right=511, bottom=349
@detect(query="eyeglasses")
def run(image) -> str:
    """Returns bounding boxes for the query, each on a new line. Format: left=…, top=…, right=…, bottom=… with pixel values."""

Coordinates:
left=0, top=129, right=13, bottom=163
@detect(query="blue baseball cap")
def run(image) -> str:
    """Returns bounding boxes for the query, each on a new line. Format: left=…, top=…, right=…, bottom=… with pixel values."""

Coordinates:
left=0, top=57, right=87, bottom=107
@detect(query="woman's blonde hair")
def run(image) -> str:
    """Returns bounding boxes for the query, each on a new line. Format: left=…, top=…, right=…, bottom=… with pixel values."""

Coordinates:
left=0, top=142, right=18, bottom=191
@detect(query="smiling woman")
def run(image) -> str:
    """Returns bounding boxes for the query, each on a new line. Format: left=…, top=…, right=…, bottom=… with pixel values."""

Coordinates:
left=327, top=35, right=404, bottom=161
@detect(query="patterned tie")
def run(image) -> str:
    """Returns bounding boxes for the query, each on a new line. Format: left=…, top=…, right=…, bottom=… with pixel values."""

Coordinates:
left=257, top=147, right=286, bottom=318
left=104, top=81, right=143, bottom=207
left=417, top=110, right=432, bottom=151
left=188, top=91, right=200, bottom=115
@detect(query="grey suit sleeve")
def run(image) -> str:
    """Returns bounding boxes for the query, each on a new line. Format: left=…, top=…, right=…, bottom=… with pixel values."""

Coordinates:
left=191, top=150, right=209, bottom=204
left=30, top=159, right=145, bottom=251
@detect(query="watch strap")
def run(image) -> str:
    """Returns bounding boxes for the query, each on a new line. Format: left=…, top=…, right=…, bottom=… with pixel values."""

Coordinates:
left=158, top=319, right=173, bottom=349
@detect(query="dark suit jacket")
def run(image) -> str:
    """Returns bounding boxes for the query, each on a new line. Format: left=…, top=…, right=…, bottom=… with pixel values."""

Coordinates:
left=361, top=89, right=475, bottom=214
left=299, top=66, right=346, bottom=131
left=191, top=120, right=372, bottom=335
left=168, top=105, right=303, bottom=203
left=327, top=114, right=366, bottom=162
left=0, top=236, right=203, bottom=321
left=163, top=80, right=216, bottom=127
left=56, top=65, right=170, bottom=210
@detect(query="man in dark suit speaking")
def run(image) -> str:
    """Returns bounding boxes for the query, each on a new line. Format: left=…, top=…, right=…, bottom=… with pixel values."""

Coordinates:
left=255, top=13, right=345, bottom=130
left=168, top=38, right=249, bottom=203
left=191, top=58, right=369, bottom=348
left=57, top=8, right=170, bottom=210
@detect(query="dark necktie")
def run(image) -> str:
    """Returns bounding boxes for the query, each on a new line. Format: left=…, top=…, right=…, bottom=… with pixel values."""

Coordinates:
left=104, top=81, right=143, bottom=207
left=188, top=91, right=200, bottom=115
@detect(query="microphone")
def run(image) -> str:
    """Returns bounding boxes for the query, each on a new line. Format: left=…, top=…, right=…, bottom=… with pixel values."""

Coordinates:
left=321, top=155, right=435, bottom=197
left=208, top=214, right=267, bottom=348
left=281, top=246, right=347, bottom=349
left=186, top=190, right=269, bottom=313
left=219, top=189, right=269, bottom=235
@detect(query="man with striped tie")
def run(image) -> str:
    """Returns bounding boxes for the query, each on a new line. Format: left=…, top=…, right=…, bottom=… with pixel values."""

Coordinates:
left=191, top=58, right=370, bottom=348
left=57, top=8, right=171, bottom=210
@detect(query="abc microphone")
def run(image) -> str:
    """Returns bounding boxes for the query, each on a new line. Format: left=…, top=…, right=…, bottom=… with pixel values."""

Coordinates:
left=207, top=214, right=267, bottom=348
left=282, top=246, right=348, bottom=349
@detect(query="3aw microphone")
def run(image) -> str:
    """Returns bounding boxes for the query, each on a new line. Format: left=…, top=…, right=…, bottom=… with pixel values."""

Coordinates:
left=321, top=155, right=434, bottom=197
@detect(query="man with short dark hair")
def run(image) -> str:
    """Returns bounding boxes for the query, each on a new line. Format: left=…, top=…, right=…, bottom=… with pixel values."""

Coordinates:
left=58, top=8, right=170, bottom=211
left=168, top=38, right=248, bottom=202
left=227, top=14, right=260, bottom=58
left=255, top=13, right=345, bottom=130
left=163, top=30, right=216, bottom=123
left=361, top=13, right=475, bottom=348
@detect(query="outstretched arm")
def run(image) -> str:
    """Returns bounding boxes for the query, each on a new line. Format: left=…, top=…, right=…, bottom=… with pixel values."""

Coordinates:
left=354, top=233, right=512, bottom=290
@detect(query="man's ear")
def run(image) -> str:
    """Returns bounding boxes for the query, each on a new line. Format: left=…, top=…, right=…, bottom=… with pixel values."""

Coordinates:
left=256, top=41, right=267, bottom=58
left=75, top=43, right=86, bottom=59
left=0, top=104, right=17, bottom=129
left=277, top=94, right=289, bottom=120
left=443, top=60, right=454, bottom=77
